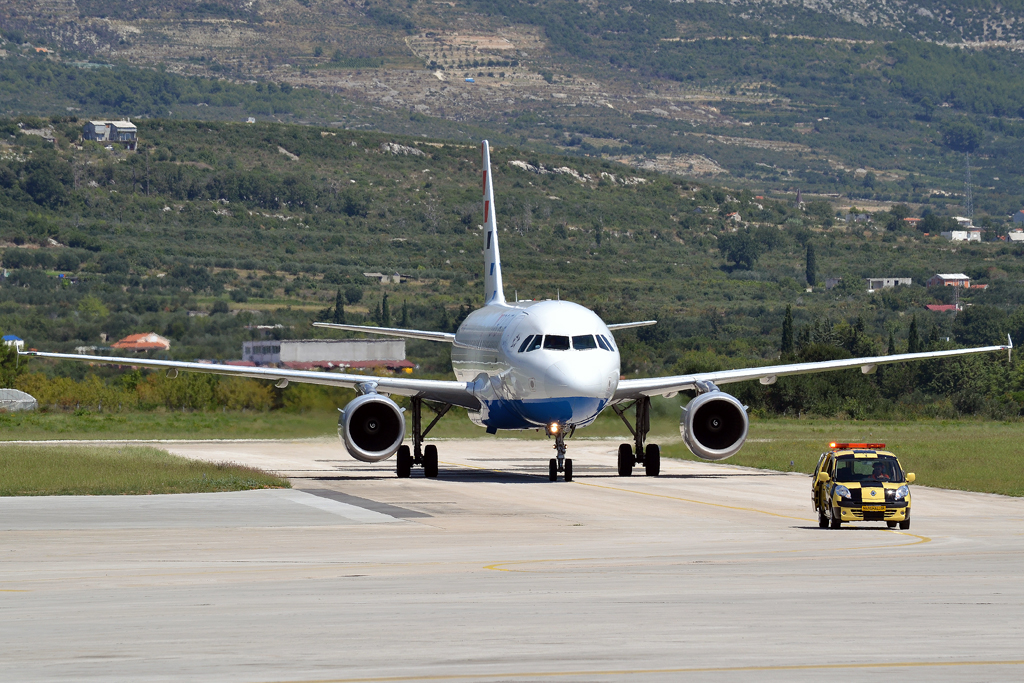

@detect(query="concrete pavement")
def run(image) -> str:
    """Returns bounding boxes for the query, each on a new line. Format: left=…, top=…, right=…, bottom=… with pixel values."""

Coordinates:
left=2, top=437, right=1023, bottom=682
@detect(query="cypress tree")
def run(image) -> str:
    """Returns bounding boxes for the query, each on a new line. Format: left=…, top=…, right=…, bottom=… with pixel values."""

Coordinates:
left=805, top=243, right=817, bottom=287
left=400, top=300, right=409, bottom=328
left=332, top=289, right=345, bottom=324
left=907, top=315, right=921, bottom=353
left=381, top=293, right=391, bottom=327
left=781, top=305, right=794, bottom=356
left=886, top=330, right=896, bottom=355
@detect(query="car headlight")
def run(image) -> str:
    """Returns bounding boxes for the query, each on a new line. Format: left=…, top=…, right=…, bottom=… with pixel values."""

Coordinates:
left=834, top=485, right=852, bottom=500
left=893, top=485, right=909, bottom=501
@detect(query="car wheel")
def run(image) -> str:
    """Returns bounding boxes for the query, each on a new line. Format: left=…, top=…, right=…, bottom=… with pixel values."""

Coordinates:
left=899, top=519, right=910, bottom=530
left=829, top=507, right=842, bottom=529
left=886, top=521, right=897, bottom=529
left=818, top=508, right=828, bottom=529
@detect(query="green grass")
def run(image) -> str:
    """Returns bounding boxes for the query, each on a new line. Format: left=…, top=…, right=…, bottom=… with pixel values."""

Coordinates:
left=0, top=444, right=290, bottom=496
left=662, top=418, right=1024, bottom=497
left=0, top=410, right=340, bottom=441
left=4, top=408, right=1022, bottom=497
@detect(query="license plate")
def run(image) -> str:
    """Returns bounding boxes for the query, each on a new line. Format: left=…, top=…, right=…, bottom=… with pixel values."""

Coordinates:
left=862, top=505, right=885, bottom=512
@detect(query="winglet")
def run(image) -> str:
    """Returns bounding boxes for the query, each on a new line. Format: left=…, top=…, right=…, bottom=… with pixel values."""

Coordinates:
left=481, top=141, right=506, bottom=305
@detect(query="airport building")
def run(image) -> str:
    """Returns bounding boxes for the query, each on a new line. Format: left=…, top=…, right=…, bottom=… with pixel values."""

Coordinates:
left=241, top=338, right=412, bottom=371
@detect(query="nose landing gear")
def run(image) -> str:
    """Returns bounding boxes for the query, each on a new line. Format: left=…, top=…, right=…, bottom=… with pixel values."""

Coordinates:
left=611, top=396, right=661, bottom=477
left=547, top=422, right=573, bottom=482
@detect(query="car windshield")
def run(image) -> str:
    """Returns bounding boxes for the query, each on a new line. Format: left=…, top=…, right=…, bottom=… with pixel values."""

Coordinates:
left=572, top=334, right=598, bottom=350
left=543, top=335, right=571, bottom=351
left=833, top=456, right=902, bottom=483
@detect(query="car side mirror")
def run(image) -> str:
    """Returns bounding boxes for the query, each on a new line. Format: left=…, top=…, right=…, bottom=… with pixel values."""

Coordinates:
left=906, top=473, right=915, bottom=484
left=816, top=472, right=830, bottom=483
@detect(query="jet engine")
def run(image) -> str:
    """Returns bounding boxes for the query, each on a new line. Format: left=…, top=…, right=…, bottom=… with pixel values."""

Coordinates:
left=680, top=390, right=748, bottom=461
left=338, top=393, right=406, bottom=462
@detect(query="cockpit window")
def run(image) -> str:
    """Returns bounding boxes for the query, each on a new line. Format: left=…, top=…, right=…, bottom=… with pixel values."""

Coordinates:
left=543, top=335, right=571, bottom=351
left=518, top=335, right=535, bottom=353
left=596, top=335, right=611, bottom=351
left=572, top=334, right=598, bottom=350
left=600, top=335, right=616, bottom=351
left=525, top=335, right=542, bottom=352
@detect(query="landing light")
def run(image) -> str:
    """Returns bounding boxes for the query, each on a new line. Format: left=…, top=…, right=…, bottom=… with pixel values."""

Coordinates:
left=547, top=422, right=560, bottom=436
left=830, top=442, right=885, bottom=450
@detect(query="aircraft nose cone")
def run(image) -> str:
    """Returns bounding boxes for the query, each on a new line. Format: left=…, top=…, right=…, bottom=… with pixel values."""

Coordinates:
left=549, top=356, right=617, bottom=398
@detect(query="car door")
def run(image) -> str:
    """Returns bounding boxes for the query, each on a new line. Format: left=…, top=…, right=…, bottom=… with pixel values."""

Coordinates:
left=811, top=453, right=827, bottom=509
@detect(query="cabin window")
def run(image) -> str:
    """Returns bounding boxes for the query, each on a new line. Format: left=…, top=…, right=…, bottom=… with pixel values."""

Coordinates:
left=518, top=335, right=534, bottom=353
left=525, top=336, right=542, bottom=352
left=572, top=334, right=598, bottom=350
left=596, top=335, right=611, bottom=351
left=543, top=335, right=570, bottom=351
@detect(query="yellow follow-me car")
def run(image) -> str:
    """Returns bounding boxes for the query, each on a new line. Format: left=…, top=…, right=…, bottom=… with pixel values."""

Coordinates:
left=812, top=443, right=915, bottom=530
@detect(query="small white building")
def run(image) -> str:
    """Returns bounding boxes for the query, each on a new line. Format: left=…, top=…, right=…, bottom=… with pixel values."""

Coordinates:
left=1008, top=229, right=1024, bottom=242
left=2, top=334, right=24, bottom=350
left=0, top=388, right=37, bottom=412
left=242, top=338, right=407, bottom=367
left=866, top=277, right=912, bottom=293
left=83, top=120, right=138, bottom=150
left=941, top=230, right=982, bottom=242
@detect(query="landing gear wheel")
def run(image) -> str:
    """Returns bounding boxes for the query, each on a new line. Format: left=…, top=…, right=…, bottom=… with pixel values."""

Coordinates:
left=829, top=507, right=842, bottom=529
left=423, top=444, right=439, bottom=478
left=564, top=458, right=573, bottom=482
left=818, top=508, right=829, bottom=529
left=617, top=444, right=633, bottom=477
left=899, top=519, right=910, bottom=530
left=396, top=445, right=412, bottom=479
left=644, top=444, right=661, bottom=477
left=549, top=458, right=558, bottom=482
left=886, top=521, right=897, bottom=529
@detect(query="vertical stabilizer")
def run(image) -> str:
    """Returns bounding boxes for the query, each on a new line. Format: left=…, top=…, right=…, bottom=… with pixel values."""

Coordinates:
left=481, top=141, right=506, bottom=305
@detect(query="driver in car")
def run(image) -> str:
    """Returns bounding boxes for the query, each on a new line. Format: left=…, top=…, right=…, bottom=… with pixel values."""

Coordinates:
left=872, top=461, right=892, bottom=481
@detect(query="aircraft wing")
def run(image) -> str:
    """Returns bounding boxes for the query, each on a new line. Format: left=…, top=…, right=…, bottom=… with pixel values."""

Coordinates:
left=312, top=322, right=455, bottom=343
left=20, top=351, right=480, bottom=410
left=613, top=341, right=1011, bottom=401
left=606, top=320, right=658, bottom=331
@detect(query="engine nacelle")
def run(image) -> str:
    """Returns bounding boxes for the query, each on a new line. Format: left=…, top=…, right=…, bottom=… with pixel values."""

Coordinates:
left=338, top=393, right=406, bottom=462
left=680, top=391, right=749, bottom=461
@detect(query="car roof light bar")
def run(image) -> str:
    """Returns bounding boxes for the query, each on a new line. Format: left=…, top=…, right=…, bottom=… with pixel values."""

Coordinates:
left=829, top=442, right=885, bottom=450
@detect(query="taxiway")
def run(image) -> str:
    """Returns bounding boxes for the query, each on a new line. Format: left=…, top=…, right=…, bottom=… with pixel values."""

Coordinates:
left=2, top=438, right=1024, bottom=682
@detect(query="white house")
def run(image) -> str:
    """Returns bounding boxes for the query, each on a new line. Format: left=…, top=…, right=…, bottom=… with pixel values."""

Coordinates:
left=866, top=277, right=912, bottom=293
left=941, top=230, right=982, bottom=242
left=82, top=120, right=138, bottom=150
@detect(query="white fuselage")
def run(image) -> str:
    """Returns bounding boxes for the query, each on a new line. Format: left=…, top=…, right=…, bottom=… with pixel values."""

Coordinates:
left=451, top=299, right=620, bottom=431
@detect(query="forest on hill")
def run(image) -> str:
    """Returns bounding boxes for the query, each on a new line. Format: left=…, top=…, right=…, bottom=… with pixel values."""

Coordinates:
left=1, top=117, right=1023, bottom=419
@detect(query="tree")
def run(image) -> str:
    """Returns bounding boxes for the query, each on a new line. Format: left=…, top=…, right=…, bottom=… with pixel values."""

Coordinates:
left=381, top=293, right=391, bottom=327
left=781, top=305, right=794, bottom=357
left=907, top=315, right=921, bottom=354
left=332, top=288, right=345, bottom=324
left=400, top=300, right=409, bottom=328
left=0, top=342, right=24, bottom=388
left=886, top=331, right=896, bottom=355
left=805, top=243, right=817, bottom=286
left=344, top=286, right=363, bottom=305
left=718, top=229, right=762, bottom=270
left=953, top=305, right=1007, bottom=346
left=941, top=117, right=982, bottom=154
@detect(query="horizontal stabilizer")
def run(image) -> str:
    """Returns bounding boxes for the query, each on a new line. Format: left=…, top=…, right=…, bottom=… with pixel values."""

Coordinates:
left=313, top=322, right=455, bottom=343
left=607, top=320, right=658, bottom=331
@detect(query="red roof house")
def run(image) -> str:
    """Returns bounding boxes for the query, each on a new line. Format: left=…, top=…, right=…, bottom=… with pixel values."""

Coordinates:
left=111, top=333, right=171, bottom=351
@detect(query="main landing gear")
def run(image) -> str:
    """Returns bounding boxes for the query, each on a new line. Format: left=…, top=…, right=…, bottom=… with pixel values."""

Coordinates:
left=611, top=396, right=661, bottom=477
left=396, top=397, right=451, bottom=479
left=547, top=423, right=573, bottom=482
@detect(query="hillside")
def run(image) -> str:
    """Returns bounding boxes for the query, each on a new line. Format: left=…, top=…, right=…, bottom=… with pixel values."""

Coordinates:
left=1, top=118, right=1023, bottom=418
left=2, top=0, right=1024, bottom=219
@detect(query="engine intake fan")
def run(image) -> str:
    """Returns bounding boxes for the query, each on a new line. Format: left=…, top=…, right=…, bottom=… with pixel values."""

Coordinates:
left=680, top=390, right=748, bottom=461
left=338, top=393, right=406, bottom=462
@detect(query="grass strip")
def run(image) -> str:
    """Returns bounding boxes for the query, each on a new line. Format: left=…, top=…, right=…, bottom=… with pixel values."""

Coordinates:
left=663, top=419, right=1024, bottom=497
left=0, top=444, right=290, bottom=496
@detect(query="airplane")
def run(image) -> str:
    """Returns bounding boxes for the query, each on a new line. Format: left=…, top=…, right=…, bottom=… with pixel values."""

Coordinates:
left=22, top=141, right=1012, bottom=482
